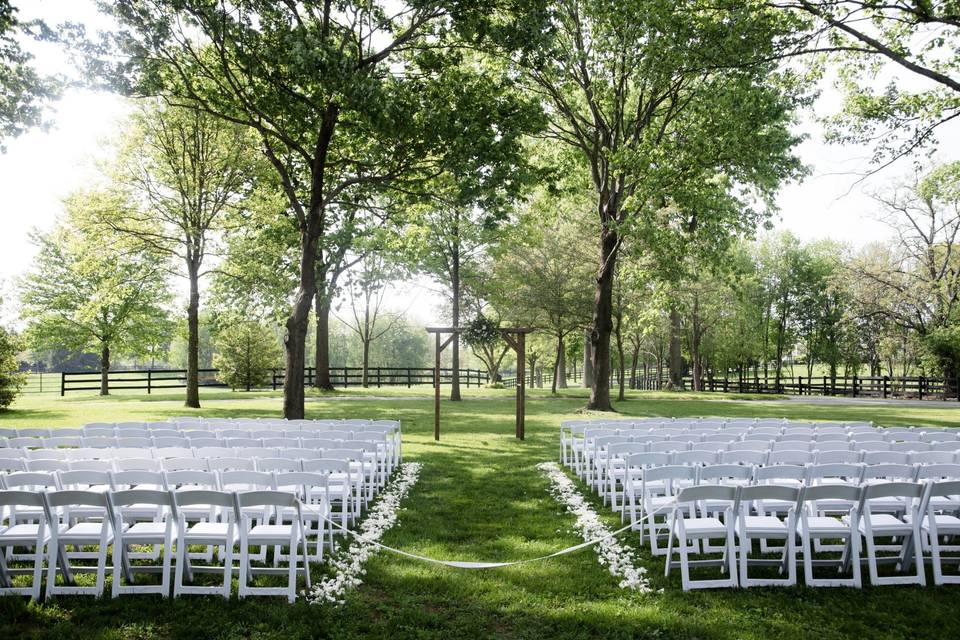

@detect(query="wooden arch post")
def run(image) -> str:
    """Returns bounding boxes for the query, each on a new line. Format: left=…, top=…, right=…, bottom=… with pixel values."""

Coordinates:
left=426, top=327, right=535, bottom=441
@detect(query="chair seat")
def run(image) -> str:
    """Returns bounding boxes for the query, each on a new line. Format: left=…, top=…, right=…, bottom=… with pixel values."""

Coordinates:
left=124, top=522, right=170, bottom=540
left=185, top=522, right=234, bottom=541
left=917, top=514, right=960, bottom=532
left=738, top=516, right=787, bottom=535
left=680, top=517, right=727, bottom=537
left=804, top=516, right=851, bottom=535
left=852, top=514, right=912, bottom=534
left=0, top=523, right=53, bottom=543
left=248, top=524, right=295, bottom=543
left=61, top=521, right=119, bottom=542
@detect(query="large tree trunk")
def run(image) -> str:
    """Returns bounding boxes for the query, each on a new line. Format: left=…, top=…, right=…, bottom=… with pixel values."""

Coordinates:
left=582, top=330, right=594, bottom=388
left=314, top=290, right=334, bottom=391
left=556, top=335, right=568, bottom=389
left=630, top=343, right=639, bottom=390
left=285, top=231, right=319, bottom=419
left=691, top=295, right=702, bottom=392
left=185, top=259, right=201, bottom=408
left=361, top=337, right=370, bottom=387
left=99, top=341, right=110, bottom=396
left=587, top=226, right=618, bottom=411
left=552, top=334, right=563, bottom=394
left=615, top=312, right=625, bottom=402
left=669, top=305, right=683, bottom=389
left=450, top=234, right=462, bottom=401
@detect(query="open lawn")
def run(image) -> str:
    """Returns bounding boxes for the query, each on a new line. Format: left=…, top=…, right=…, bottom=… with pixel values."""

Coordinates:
left=2, top=387, right=960, bottom=639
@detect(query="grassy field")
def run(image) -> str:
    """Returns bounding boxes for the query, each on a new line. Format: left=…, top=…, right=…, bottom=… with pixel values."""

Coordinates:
left=1, top=387, right=960, bottom=639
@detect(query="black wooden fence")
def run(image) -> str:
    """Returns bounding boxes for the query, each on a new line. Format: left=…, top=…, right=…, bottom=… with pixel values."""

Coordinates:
left=504, top=367, right=960, bottom=401
left=269, top=366, right=488, bottom=390
left=60, top=366, right=489, bottom=396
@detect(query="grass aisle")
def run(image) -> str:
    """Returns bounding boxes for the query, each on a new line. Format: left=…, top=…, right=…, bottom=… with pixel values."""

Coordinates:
left=1, top=389, right=960, bottom=638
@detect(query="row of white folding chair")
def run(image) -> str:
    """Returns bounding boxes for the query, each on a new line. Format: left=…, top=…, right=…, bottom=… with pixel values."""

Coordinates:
left=580, top=435, right=960, bottom=484
left=2, top=463, right=355, bottom=532
left=0, top=443, right=386, bottom=490
left=630, top=461, right=958, bottom=550
left=661, top=479, right=960, bottom=590
left=609, top=452, right=960, bottom=512
left=587, top=437, right=956, bottom=494
left=0, top=486, right=320, bottom=601
left=0, top=451, right=370, bottom=507
left=1, top=451, right=375, bottom=511
left=568, top=426, right=896, bottom=473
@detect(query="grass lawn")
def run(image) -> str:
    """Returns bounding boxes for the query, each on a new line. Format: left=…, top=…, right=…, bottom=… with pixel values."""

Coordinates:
left=2, top=387, right=960, bottom=639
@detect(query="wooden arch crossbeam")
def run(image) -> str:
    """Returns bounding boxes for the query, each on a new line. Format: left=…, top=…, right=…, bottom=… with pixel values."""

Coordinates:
left=425, top=327, right=536, bottom=442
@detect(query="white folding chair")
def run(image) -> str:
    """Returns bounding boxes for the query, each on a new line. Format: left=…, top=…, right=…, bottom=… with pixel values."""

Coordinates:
left=110, top=489, right=177, bottom=597
left=208, top=457, right=255, bottom=472
left=638, top=465, right=695, bottom=556
left=918, top=480, right=960, bottom=585
left=172, top=490, right=238, bottom=599
left=236, top=490, right=312, bottom=603
left=664, top=485, right=738, bottom=590
left=735, top=485, right=799, bottom=587
left=854, top=482, right=926, bottom=586
left=44, top=490, right=120, bottom=598
left=797, top=484, right=862, bottom=588
left=0, top=490, right=51, bottom=600
left=273, top=472, right=330, bottom=559
left=302, top=459, right=354, bottom=530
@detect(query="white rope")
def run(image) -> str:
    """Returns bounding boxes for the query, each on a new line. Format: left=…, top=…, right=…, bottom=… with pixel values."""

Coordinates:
left=318, top=502, right=675, bottom=570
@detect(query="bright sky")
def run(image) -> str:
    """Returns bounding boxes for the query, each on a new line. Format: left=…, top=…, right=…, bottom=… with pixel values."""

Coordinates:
left=1, top=0, right=958, bottom=326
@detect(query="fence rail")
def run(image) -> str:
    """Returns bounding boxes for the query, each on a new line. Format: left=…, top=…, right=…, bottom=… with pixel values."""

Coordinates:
left=269, top=366, right=488, bottom=390
left=57, top=366, right=489, bottom=396
left=505, top=366, right=960, bottom=402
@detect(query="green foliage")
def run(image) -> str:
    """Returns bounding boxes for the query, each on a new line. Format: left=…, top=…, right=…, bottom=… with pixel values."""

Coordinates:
left=0, top=1, right=59, bottom=148
left=212, top=321, right=283, bottom=391
left=0, top=325, right=24, bottom=409
left=780, top=1, right=960, bottom=164
left=461, top=315, right=502, bottom=351
left=19, top=190, right=174, bottom=367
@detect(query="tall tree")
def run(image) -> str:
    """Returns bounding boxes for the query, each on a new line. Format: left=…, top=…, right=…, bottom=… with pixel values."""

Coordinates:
left=97, top=102, right=258, bottom=408
left=491, top=190, right=594, bottom=393
left=334, top=254, right=407, bottom=387
left=521, top=0, right=805, bottom=410
left=20, top=190, right=172, bottom=395
left=97, top=1, right=543, bottom=417
left=849, top=162, right=960, bottom=386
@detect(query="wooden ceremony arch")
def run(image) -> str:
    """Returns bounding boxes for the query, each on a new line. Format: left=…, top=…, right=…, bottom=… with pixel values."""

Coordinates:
left=425, top=327, right=536, bottom=441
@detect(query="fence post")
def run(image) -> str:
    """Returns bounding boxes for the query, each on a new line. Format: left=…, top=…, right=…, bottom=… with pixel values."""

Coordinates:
left=147, top=369, right=152, bottom=395
left=919, top=375, right=925, bottom=400
left=882, top=375, right=889, bottom=399
left=60, top=372, right=65, bottom=397
left=852, top=375, right=857, bottom=398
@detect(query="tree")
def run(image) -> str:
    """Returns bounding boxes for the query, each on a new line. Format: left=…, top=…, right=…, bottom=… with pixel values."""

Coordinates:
left=20, top=190, right=173, bottom=395
left=97, top=102, right=259, bottom=408
left=491, top=190, right=594, bottom=394
left=849, top=162, right=960, bottom=386
left=772, top=0, right=960, bottom=167
left=0, top=324, right=25, bottom=409
left=334, top=254, right=407, bottom=387
left=521, top=0, right=805, bottom=410
left=95, top=0, right=545, bottom=419
left=0, top=1, right=58, bottom=148
left=213, top=320, right=283, bottom=392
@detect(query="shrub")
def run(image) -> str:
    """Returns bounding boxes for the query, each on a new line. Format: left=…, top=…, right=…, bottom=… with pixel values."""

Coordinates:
left=213, top=321, right=282, bottom=391
left=0, top=327, right=26, bottom=409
